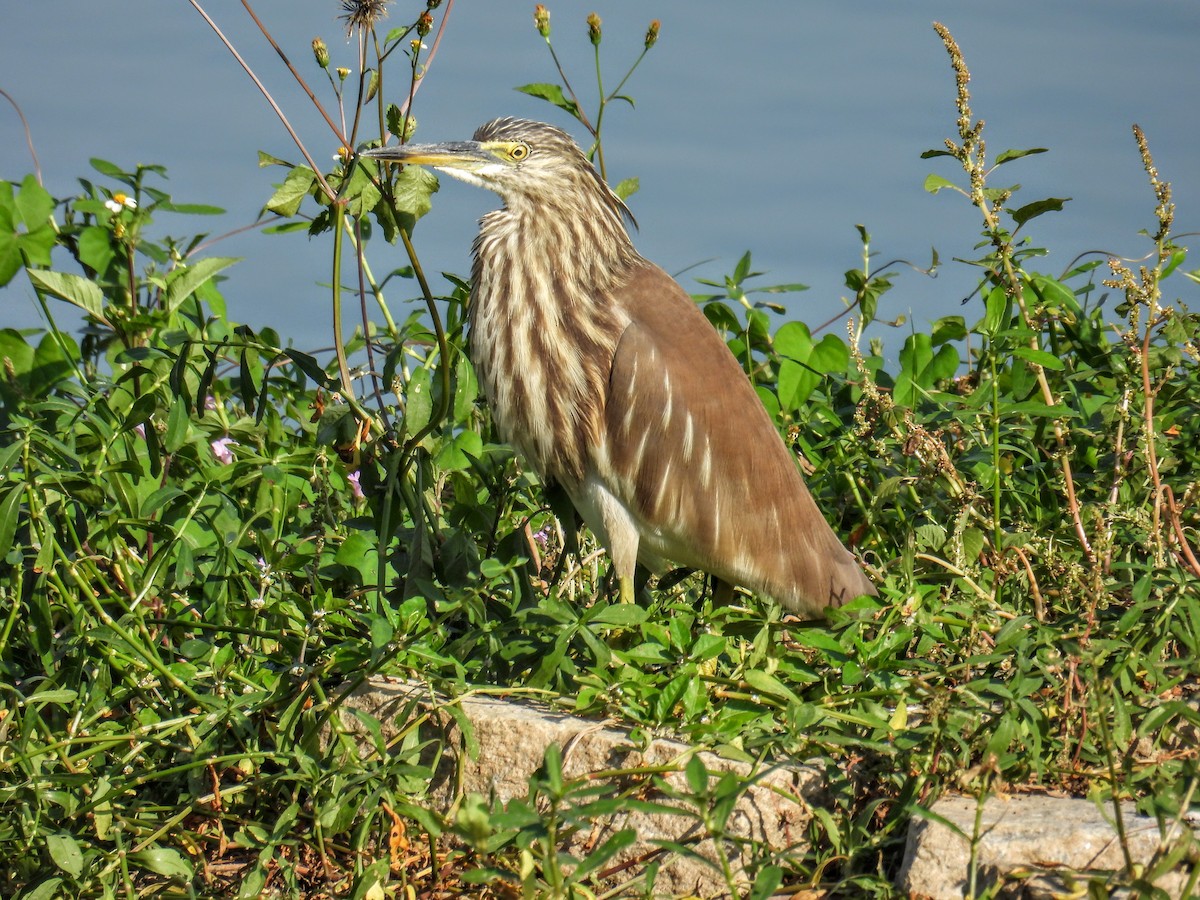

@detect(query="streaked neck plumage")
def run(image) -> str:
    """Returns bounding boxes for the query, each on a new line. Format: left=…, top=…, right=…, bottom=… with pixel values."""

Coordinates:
left=465, top=144, right=641, bottom=488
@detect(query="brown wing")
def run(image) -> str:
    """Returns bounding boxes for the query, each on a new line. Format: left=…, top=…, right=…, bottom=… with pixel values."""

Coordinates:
left=600, top=261, right=874, bottom=614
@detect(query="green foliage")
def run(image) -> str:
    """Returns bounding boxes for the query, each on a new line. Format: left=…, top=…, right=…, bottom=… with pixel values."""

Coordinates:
left=518, top=5, right=661, bottom=186
left=0, top=10, right=1198, bottom=900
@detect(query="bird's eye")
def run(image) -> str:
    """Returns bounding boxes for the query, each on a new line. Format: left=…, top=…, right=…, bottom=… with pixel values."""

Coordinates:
left=509, top=143, right=530, bottom=161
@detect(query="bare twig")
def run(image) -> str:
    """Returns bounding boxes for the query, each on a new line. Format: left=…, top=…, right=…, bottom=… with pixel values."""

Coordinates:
left=0, top=87, right=42, bottom=185
left=1165, top=486, right=1200, bottom=578
left=187, top=0, right=335, bottom=201
left=239, top=0, right=348, bottom=147
left=1011, top=546, right=1046, bottom=622
left=400, top=0, right=454, bottom=117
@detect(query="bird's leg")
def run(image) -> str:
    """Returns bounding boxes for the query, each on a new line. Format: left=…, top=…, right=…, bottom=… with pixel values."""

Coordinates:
left=712, top=577, right=736, bottom=606
left=577, top=475, right=641, bottom=604
left=618, top=572, right=637, bottom=604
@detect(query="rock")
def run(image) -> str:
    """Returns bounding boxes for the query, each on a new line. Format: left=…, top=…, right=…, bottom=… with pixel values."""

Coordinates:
left=338, top=676, right=826, bottom=898
left=897, top=793, right=1196, bottom=899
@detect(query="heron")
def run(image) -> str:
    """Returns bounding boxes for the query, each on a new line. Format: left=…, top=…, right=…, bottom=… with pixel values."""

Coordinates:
left=362, top=118, right=875, bottom=615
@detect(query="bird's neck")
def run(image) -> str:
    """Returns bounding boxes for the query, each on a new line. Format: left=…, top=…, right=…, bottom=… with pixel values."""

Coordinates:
left=467, top=189, right=640, bottom=487
left=480, top=190, right=639, bottom=296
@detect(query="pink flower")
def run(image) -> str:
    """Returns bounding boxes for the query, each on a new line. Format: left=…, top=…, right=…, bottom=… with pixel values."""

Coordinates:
left=210, top=437, right=237, bottom=465
left=347, top=469, right=365, bottom=500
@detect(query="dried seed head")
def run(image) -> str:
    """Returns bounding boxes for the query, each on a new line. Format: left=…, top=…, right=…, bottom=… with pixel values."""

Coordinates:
left=644, top=20, right=660, bottom=49
left=426, top=0, right=441, bottom=7
left=339, top=0, right=392, bottom=36
left=533, top=4, right=550, bottom=38
left=311, top=37, right=330, bottom=68
left=416, top=11, right=433, bottom=36
left=587, top=11, right=602, bottom=45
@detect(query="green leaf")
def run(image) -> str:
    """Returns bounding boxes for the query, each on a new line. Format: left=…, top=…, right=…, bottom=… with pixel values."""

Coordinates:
left=404, top=366, right=433, bottom=436
left=164, top=256, right=240, bottom=313
left=30, top=332, right=77, bottom=396
left=1005, top=400, right=1077, bottom=418
left=385, top=104, right=404, bottom=141
left=980, top=285, right=1010, bottom=338
left=685, top=754, right=708, bottom=794
left=15, top=174, right=55, bottom=231
left=129, top=847, right=193, bottom=879
left=572, top=828, right=637, bottom=879
left=923, top=173, right=959, bottom=195
left=434, top=428, right=482, bottom=472
left=1009, top=196, right=1069, bottom=227
left=0, top=328, right=34, bottom=396
left=994, top=147, right=1048, bottom=165
left=89, top=157, right=129, bottom=180
left=26, top=269, right=107, bottom=320
left=334, top=161, right=382, bottom=218
left=30, top=688, right=79, bottom=706
left=514, top=83, right=580, bottom=119
left=282, top=348, right=334, bottom=388
left=1011, top=346, right=1065, bottom=370
left=386, top=163, right=439, bottom=235
left=1161, top=247, right=1187, bottom=279
left=0, top=487, right=21, bottom=555
left=158, top=201, right=224, bottom=215
left=452, top=354, right=478, bottom=423
left=336, top=532, right=379, bottom=585
left=368, top=613, right=393, bottom=651
left=46, top=832, right=84, bottom=878
left=747, top=865, right=783, bottom=900
left=960, top=527, right=986, bottom=564
left=591, top=604, right=650, bottom=627
left=894, top=333, right=960, bottom=407
left=1028, top=273, right=1078, bottom=313
left=266, top=166, right=316, bottom=217
left=257, top=150, right=290, bottom=168
left=614, top=176, right=639, bottom=200
left=743, top=669, right=801, bottom=705
left=775, top=323, right=849, bottom=411
left=76, top=225, right=116, bottom=277
left=21, top=877, right=63, bottom=900
left=0, top=176, right=57, bottom=284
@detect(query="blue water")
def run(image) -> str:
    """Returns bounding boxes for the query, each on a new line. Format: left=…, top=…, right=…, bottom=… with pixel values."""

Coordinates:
left=2, top=2, right=1198, bottom=355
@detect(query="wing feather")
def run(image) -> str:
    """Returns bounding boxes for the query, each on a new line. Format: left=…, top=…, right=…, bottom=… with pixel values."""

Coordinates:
left=600, top=262, right=874, bottom=613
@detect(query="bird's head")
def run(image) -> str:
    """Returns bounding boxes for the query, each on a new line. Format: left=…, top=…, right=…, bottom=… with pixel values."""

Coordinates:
left=361, top=117, right=632, bottom=223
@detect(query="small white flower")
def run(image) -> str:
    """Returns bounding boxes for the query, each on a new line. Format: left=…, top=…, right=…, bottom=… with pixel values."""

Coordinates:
left=250, top=596, right=266, bottom=610
left=104, top=192, right=137, bottom=213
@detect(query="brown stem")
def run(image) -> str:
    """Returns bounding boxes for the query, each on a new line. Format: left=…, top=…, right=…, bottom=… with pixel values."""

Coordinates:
left=355, top=215, right=391, bottom=430
left=1165, top=486, right=1200, bottom=578
left=1012, top=546, right=1046, bottom=622
left=187, top=0, right=335, bottom=201
left=239, top=0, right=348, bottom=147
left=0, top=87, right=42, bottom=185
left=1141, top=319, right=1165, bottom=544
left=399, top=0, right=455, bottom=117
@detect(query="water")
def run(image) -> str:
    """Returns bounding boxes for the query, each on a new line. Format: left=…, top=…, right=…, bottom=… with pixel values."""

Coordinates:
left=2, top=2, right=1197, bottom=356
